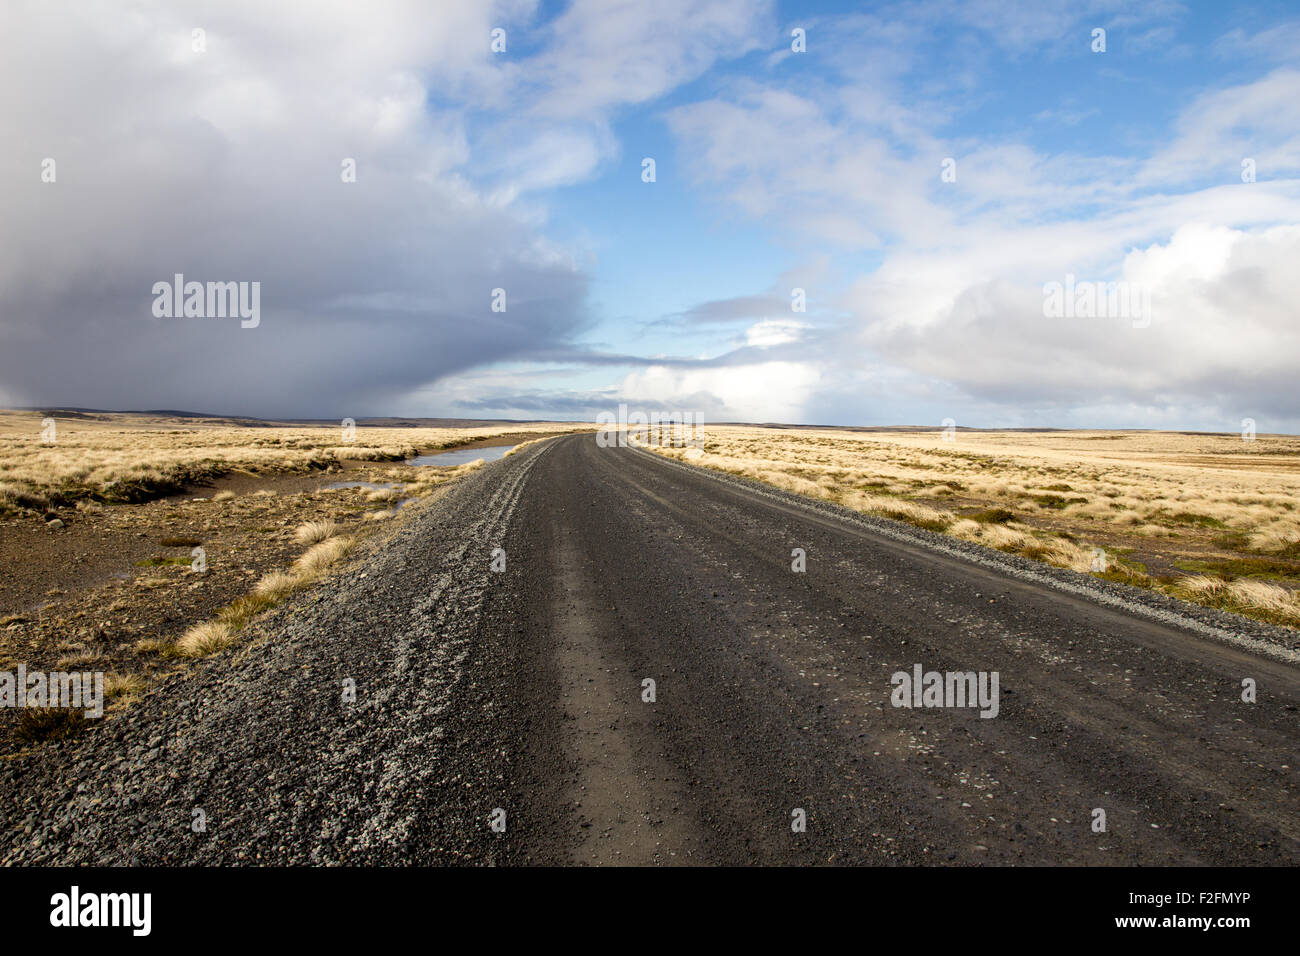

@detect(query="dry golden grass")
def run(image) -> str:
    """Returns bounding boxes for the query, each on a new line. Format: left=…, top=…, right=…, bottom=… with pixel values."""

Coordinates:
left=0, top=409, right=581, bottom=510
left=293, top=537, right=353, bottom=575
left=54, top=649, right=105, bottom=670
left=175, top=621, right=237, bottom=657
left=645, top=424, right=1300, bottom=628
left=168, top=526, right=356, bottom=658
left=395, top=459, right=489, bottom=498
left=254, top=571, right=302, bottom=600
left=1, top=411, right=584, bottom=680
left=216, top=592, right=278, bottom=630
left=174, top=455, right=506, bottom=661
left=104, top=673, right=145, bottom=707
left=503, top=436, right=557, bottom=457
left=293, top=519, right=338, bottom=544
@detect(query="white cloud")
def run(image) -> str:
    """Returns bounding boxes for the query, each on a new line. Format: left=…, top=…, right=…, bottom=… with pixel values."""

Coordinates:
left=520, top=0, right=772, bottom=119
left=619, top=362, right=821, bottom=423
left=1141, top=69, right=1300, bottom=187
left=665, top=37, right=1300, bottom=427
left=855, top=223, right=1300, bottom=425
left=1214, top=23, right=1300, bottom=63
left=744, top=319, right=807, bottom=347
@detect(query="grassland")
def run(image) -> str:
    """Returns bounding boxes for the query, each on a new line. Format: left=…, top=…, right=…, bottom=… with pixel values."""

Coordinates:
left=645, top=425, right=1300, bottom=628
left=0, top=409, right=584, bottom=749
left=0, top=409, right=572, bottom=512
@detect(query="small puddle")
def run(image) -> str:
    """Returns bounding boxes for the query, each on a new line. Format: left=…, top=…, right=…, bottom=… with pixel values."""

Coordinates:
left=408, top=445, right=515, bottom=467
left=323, top=480, right=417, bottom=510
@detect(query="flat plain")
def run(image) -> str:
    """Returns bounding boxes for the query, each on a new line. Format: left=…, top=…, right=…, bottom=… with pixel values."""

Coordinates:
left=4, top=413, right=1299, bottom=758
left=3, top=433, right=1296, bottom=866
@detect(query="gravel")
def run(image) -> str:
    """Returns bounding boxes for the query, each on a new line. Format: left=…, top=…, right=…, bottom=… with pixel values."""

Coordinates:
left=0, top=440, right=555, bottom=865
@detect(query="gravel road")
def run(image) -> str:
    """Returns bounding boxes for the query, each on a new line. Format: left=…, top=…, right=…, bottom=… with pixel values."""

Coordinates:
left=2, top=433, right=1297, bottom=865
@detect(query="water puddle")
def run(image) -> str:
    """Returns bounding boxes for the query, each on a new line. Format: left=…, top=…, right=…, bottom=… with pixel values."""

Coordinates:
left=408, top=445, right=516, bottom=467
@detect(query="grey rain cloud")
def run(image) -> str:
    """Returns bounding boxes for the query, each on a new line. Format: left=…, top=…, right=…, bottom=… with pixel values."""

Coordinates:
left=0, top=0, right=764, bottom=419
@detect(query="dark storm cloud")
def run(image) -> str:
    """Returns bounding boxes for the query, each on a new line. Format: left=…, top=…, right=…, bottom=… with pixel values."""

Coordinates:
left=0, top=0, right=771, bottom=418
left=0, top=3, right=584, bottom=416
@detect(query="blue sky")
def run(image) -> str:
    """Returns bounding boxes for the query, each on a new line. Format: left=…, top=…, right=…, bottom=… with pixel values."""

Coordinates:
left=411, top=0, right=1300, bottom=429
left=3, top=1, right=1300, bottom=430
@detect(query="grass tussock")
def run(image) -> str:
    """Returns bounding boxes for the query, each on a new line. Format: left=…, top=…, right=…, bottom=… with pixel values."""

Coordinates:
left=503, top=435, right=558, bottom=457
left=1169, top=574, right=1300, bottom=626
left=216, top=592, right=278, bottom=630
left=174, top=621, right=238, bottom=657
left=293, top=536, right=353, bottom=575
left=254, top=571, right=302, bottom=600
left=104, top=673, right=146, bottom=707
left=162, top=519, right=357, bottom=659
left=293, top=519, right=337, bottom=544
left=54, top=647, right=106, bottom=670
left=14, top=707, right=87, bottom=745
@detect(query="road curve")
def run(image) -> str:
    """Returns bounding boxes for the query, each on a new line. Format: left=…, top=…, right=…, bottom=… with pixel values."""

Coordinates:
left=2, top=433, right=1297, bottom=865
